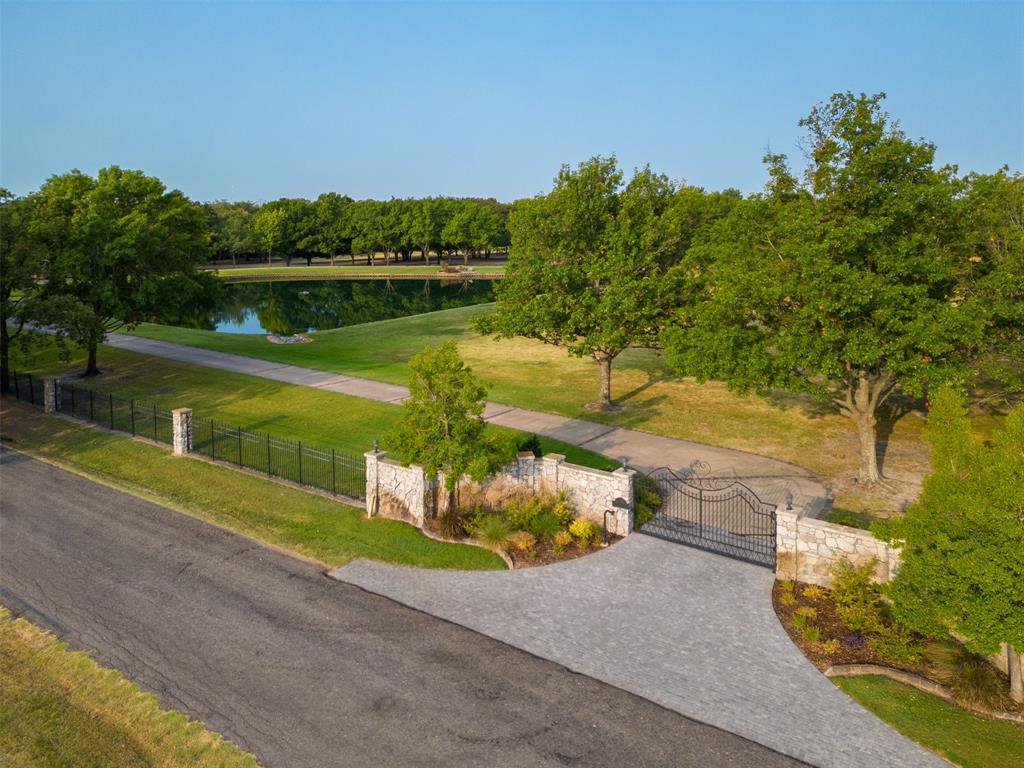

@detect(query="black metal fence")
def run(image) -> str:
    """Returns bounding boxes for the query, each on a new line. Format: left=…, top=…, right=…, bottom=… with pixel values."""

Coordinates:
left=7, top=371, right=45, bottom=407
left=7, top=373, right=366, bottom=500
left=191, top=418, right=365, bottom=499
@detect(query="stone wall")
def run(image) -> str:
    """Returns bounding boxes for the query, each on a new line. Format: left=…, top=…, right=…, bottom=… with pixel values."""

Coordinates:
left=365, top=451, right=635, bottom=535
left=775, top=507, right=899, bottom=587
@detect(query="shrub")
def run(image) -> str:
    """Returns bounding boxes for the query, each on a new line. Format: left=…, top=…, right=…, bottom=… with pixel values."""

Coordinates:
left=795, top=606, right=818, bottom=621
left=925, top=641, right=1005, bottom=709
left=802, top=585, right=826, bottom=601
left=870, top=625, right=922, bottom=665
left=569, top=517, right=597, bottom=547
left=821, top=639, right=841, bottom=655
left=508, top=530, right=537, bottom=554
left=829, top=560, right=885, bottom=636
left=780, top=580, right=795, bottom=594
left=472, top=514, right=512, bottom=552
left=516, top=433, right=542, bottom=457
left=780, top=592, right=796, bottom=607
left=438, top=504, right=467, bottom=538
left=551, top=492, right=575, bottom=527
left=803, top=626, right=821, bottom=644
left=553, top=530, right=573, bottom=554
left=792, top=613, right=807, bottom=629
left=506, top=495, right=547, bottom=532
left=528, top=510, right=564, bottom=539
left=633, top=474, right=661, bottom=528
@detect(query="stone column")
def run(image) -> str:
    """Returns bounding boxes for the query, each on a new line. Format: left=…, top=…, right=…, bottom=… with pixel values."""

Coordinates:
left=171, top=408, right=193, bottom=455
left=540, top=453, right=564, bottom=494
left=775, top=505, right=801, bottom=581
left=43, top=377, right=62, bottom=415
left=364, top=449, right=383, bottom=517
left=610, top=466, right=636, bottom=535
left=516, top=451, right=537, bottom=492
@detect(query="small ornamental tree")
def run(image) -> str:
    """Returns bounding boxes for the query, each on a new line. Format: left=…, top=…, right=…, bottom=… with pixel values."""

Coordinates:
left=386, top=342, right=510, bottom=514
left=881, top=389, right=1024, bottom=702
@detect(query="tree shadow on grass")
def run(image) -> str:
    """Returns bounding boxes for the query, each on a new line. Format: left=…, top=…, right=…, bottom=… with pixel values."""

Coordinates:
left=875, top=394, right=926, bottom=476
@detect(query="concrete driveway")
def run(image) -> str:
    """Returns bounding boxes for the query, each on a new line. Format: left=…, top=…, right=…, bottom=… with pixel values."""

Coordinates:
left=333, top=537, right=949, bottom=768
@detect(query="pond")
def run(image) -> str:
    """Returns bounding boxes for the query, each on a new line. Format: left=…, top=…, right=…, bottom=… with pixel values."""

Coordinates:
left=159, top=279, right=496, bottom=336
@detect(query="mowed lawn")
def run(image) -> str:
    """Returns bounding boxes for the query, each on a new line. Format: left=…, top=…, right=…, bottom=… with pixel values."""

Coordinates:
left=10, top=341, right=618, bottom=472
left=0, top=606, right=259, bottom=768
left=835, top=676, right=1024, bottom=768
left=0, top=401, right=504, bottom=570
left=126, top=304, right=994, bottom=512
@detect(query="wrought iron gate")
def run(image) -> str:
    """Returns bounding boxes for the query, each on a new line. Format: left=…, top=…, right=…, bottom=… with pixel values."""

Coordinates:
left=640, top=463, right=777, bottom=569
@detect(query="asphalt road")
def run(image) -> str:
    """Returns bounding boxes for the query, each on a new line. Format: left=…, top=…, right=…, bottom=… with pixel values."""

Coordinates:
left=0, top=449, right=803, bottom=768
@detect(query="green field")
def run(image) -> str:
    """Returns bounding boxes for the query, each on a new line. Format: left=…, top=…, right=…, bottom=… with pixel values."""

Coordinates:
left=1, top=606, right=259, bottom=768
left=10, top=339, right=617, bottom=472
left=835, top=676, right=1024, bottom=768
left=211, top=264, right=505, bottom=279
left=1, top=401, right=504, bottom=570
left=127, top=304, right=965, bottom=512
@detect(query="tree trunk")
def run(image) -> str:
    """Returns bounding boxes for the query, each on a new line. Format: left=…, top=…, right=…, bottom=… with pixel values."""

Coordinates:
left=231, top=253, right=237, bottom=266
left=84, top=344, right=99, bottom=377
left=463, top=250, right=469, bottom=266
left=837, top=369, right=894, bottom=484
left=422, top=244, right=430, bottom=266
left=596, top=354, right=613, bottom=409
left=1009, top=645, right=1024, bottom=704
left=267, top=250, right=272, bottom=265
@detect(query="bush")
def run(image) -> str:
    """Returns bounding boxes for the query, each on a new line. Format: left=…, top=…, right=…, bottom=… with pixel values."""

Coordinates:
left=821, top=639, right=841, bottom=655
left=803, top=626, right=821, bottom=644
left=528, top=510, right=564, bottom=539
left=633, top=474, right=661, bottom=528
left=870, top=624, right=922, bottom=665
left=793, top=613, right=808, bottom=628
left=802, top=585, right=826, bottom=601
left=553, top=530, right=573, bottom=554
left=925, top=641, right=1006, bottom=709
left=516, top=433, right=542, bottom=457
left=472, top=514, right=512, bottom=552
left=780, top=592, right=796, bottom=607
left=795, top=606, right=817, bottom=620
left=551, top=492, right=575, bottom=527
left=437, top=504, right=467, bottom=538
left=508, top=530, right=537, bottom=554
left=830, top=560, right=886, bottom=635
left=569, top=517, right=597, bottom=547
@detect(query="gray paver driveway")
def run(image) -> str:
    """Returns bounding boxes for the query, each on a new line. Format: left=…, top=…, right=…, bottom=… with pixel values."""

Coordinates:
left=332, top=537, right=949, bottom=768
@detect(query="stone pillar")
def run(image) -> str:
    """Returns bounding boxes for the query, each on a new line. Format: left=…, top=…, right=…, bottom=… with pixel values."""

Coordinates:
left=43, top=377, right=62, bottom=415
left=364, top=449, right=383, bottom=517
left=516, top=451, right=537, bottom=491
left=540, top=453, right=564, bottom=494
left=610, top=466, right=636, bottom=535
left=171, top=408, right=193, bottom=455
left=775, top=505, right=801, bottom=581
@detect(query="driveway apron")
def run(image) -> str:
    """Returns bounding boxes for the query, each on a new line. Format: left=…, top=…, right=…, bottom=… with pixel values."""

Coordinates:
left=332, top=537, right=949, bottom=768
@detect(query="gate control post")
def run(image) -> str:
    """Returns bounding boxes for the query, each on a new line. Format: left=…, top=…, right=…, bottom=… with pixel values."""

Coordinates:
left=171, top=408, right=193, bottom=455
left=43, top=377, right=62, bottom=415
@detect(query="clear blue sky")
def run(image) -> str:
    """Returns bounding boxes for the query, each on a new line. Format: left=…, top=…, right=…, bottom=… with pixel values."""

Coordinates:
left=2, top=1, right=1021, bottom=203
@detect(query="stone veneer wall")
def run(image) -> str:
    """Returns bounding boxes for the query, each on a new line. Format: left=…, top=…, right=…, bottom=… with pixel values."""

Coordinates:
left=365, top=451, right=635, bottom=535
left=775, top=507, right=899, bottom=587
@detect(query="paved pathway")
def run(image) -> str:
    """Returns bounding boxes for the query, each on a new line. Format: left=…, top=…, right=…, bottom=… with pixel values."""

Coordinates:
left=0, top=451, right=802, bottom=768
left=332, top=537, right=948, bottom=768
left=105, top=333, right=828, bottom=512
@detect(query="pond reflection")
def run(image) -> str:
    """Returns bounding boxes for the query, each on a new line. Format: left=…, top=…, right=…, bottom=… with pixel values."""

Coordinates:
left=159, top=279, right=495, bottom=335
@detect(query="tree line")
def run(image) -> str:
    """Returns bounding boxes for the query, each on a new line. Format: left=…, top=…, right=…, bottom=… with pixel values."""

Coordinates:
left=207, top=196, right=511, bottom=266
left=481, top=92, right=1022, bottom=485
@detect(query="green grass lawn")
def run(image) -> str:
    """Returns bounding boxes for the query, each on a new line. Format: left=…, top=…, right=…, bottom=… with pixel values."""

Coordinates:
left=0, top=606, right=259, bottom=768
left=10, top=339, right=617, bottom=472
left=212, top=264, right=505, bottom=279
left=127, top=304, right=954, bottom=512
left=835, top=676, right=1024, bottom=768
left=1, top=401, right=504, bottom=570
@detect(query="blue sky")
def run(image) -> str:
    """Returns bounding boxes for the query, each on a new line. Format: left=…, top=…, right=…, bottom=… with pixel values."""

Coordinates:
left=2, top=1, right=1021, bottom=202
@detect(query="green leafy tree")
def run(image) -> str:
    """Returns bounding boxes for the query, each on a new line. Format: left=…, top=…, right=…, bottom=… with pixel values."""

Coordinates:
left=881, top=389, right=1024, bottom=701
left=478, top=156, right=684, bottom=408
left=299, top=192, right=353, bottom=264
left=441, top=200, right=500, bottom=265
left=205, top=201, right=258, bottom=265
left=252, top=205, right=287, bottom=265
left=664, top=93, right=985, bottom=483
left=385, top=341, right=510, bottom=514
left=0, top=189, right=46, bottom=392
left=35, top=167, right=212, bottom=376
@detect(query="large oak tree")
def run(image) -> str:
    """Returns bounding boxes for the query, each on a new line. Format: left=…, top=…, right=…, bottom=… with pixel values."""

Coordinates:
left=664, top=93, right=988, bottom=483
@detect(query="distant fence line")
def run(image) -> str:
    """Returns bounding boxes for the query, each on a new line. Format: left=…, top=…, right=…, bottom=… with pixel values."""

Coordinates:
left=7, top=371, right=366, bottom=501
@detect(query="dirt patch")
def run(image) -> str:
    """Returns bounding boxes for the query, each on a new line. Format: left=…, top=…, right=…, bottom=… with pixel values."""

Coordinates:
left=507, top=534, right=623, bottom=568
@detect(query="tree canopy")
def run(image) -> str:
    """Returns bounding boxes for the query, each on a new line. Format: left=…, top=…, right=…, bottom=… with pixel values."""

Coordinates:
left=663, top=92, right=992, bottom=483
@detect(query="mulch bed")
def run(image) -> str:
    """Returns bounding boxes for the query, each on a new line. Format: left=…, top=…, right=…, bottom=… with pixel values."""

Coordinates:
left=507, top=534, right=623, bottom=568
left=771, top=580, right=922, bottom=673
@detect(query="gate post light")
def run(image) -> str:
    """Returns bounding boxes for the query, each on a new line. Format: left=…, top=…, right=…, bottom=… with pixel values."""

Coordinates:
left=784, top=489, right=794, bottom=511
